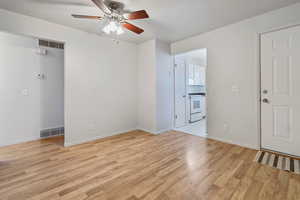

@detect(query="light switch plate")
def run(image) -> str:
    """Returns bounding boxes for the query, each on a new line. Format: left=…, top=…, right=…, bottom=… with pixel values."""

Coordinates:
left=21, top=89, right=29, bottom=96
left=231, top=85, right=239, bottom=93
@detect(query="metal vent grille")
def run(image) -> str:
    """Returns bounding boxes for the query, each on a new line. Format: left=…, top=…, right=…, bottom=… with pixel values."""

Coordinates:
left=39, top=39, right=64, bottom=49
left=40, top=127, right=64, bottom=138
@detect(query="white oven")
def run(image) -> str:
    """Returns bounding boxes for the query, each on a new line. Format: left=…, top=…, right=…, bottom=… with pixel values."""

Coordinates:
left=189, top=94, right=205, bottom=123
left=190, top=95, right=201, bottom=114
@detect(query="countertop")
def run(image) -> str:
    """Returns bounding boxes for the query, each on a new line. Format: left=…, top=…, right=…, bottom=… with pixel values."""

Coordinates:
left=188, top=93, right=206, bottom=96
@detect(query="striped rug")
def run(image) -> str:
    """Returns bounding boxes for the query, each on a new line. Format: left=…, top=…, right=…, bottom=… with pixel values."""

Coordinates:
left=254, top=151, right=300, bottom=174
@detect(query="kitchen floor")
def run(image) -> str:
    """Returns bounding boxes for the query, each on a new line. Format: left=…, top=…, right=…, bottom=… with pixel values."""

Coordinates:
left=174, top=119, right=207, bottom=137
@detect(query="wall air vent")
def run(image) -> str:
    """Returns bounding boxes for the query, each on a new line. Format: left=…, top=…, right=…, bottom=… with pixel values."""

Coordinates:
left=39, top=39, right=64, bottom=49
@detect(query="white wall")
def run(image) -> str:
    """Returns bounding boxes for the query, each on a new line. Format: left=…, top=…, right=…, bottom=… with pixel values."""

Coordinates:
left=0, top=9, right=138, bottom=146
left=137, top=39, right=172, bottom=133
left=40, top=46, right=64, bottom=130
left=137, top=40, right=157, bottom=133
left=171, top=3, right=300, bottom=149
left=156, top=40, right=172, bottom=132
left=0, top=32, right=41, bottom=146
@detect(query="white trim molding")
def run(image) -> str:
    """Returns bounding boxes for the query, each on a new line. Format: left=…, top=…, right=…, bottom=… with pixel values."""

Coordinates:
left=64, top=128, right=137, bottom=147
left=207, top=135, right=260, bottom=150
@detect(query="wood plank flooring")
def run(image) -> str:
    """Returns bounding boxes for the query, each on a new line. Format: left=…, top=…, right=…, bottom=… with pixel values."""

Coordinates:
left=0, top=130, right=300, bottom=200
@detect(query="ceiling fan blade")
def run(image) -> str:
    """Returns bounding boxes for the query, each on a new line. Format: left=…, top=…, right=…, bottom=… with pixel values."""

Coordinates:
left=91, top=0, right=111, bottom=14
left=122, top=22, right=144, bottom=34
left=72, top=14, right=102, bottom=19
left=125, top=10, right=149, bottom=20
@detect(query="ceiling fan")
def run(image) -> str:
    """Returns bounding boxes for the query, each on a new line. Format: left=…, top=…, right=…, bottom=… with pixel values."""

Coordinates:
left=72, top=0, right=149, bottom=35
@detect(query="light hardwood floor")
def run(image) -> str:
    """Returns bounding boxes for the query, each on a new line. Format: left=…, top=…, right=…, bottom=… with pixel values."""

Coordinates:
left=0, top=130, right=300, bottom=200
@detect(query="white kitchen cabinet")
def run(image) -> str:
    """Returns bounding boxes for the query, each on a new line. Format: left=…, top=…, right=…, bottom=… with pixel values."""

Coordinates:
left=188, top=64, right=205, bottom=85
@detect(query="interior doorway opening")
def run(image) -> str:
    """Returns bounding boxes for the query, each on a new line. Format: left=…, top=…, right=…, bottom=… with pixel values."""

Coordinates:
left=39, top=39, right=65, bottom=146
left=0, top=31, right=65, bottom=147
left=173, top=48, right=207, bottom=137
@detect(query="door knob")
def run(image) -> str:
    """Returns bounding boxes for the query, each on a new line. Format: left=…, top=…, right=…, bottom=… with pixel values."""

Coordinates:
left=262, top=98, right=270, bottom=103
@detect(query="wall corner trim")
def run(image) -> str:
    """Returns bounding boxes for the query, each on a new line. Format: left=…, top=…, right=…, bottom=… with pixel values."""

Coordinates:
left=136, top=127, right=171, bottom=135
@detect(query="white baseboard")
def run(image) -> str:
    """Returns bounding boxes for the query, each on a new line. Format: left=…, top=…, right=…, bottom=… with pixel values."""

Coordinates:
left=65, top=127, right=170, bottom=147
left=173, top=128, right=208, bottom=138
left=207, top=135, right=259, bottom=150
left=135, top=127, right=157, bottom=135
left=0, top=136, right=41, bottom=148
left=64, top=128, right=259, bottom=150
left=64, top=128, right=137, bottom=147
left=156, top=128, right=171, bottom=134
left=136, top=127, right=171, bottom=135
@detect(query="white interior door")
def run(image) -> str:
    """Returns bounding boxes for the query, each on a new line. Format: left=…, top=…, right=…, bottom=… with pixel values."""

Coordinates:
left=261, top=25, right=300, bottom=157
left=174, top=58, right=186, bottom=128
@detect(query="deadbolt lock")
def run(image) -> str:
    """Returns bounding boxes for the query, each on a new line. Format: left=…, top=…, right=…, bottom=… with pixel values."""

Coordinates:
left=262, top=98, right=270, bottom=103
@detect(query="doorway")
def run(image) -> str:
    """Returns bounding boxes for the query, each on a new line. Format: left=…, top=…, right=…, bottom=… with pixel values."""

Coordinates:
left=173, top=49, right=207, bottom=137
left=260, top=25, right=300, bottom=157
left=0, top=31, right=65, bottom=147
left=39, top=39, right=65, bottom=146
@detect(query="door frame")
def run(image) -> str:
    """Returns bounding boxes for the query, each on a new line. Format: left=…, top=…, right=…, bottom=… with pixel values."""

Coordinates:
left=258, top=23, right=300, bottom=152
left=172, top=49, right=208, bottom=132
left=0, top=30, right=66, bottom=147
left=174, top=57, right=187, bottom=128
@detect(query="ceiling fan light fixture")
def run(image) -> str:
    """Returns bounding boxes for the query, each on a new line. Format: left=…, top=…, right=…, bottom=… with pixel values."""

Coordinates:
left=116, top=26, right=124, bottom=35
left=102, top=20, right=124, bottom=35
left=109, top=21, right=118, bottom=32
left=102, top=24, right=111, bottom=34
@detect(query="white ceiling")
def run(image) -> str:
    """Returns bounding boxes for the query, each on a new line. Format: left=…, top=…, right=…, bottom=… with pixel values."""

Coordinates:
left=0, top=0, right=299, bottom=44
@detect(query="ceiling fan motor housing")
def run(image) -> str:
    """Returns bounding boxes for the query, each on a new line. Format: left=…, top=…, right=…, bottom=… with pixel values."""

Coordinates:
left=104, top=0, right=125, bottom=14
